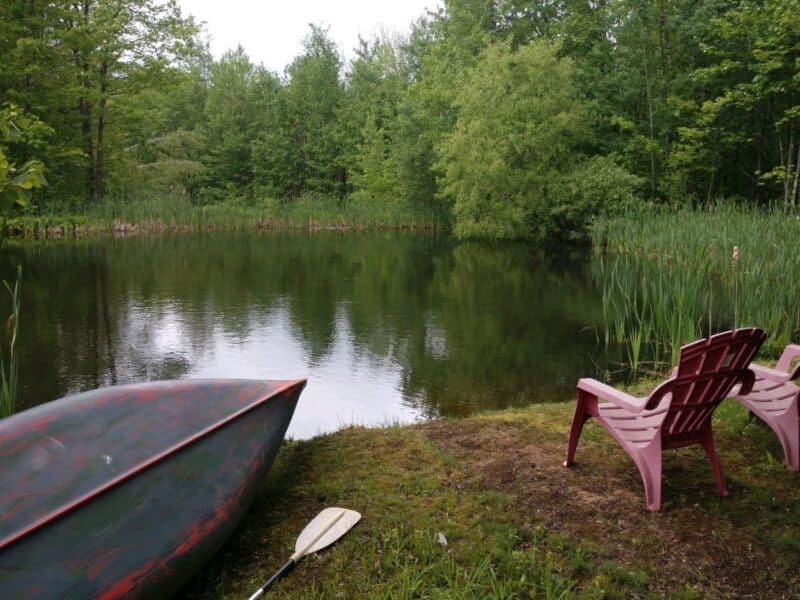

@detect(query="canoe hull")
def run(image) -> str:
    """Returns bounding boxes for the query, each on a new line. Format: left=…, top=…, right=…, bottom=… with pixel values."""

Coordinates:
left=0, top=379, right=305, bottom=599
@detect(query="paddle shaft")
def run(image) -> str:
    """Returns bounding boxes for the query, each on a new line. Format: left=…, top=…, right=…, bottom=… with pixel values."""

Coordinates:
left=247, top=559, right=295, bottom=600
left=247, top=510, right=347, bottom=599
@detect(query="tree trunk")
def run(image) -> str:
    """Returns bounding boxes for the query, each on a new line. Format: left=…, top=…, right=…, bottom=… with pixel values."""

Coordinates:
left=706, top=161, right=716, bottom=205
left=779, top=131, right=789, bottom=207
left=657, top=0, right=670, bottom=82
left=792, top=139, right=800, bottom=210
left=644, top=59, right=657, bottom=201
left=80, top=95, right=95, bottom=204
left=80, top=0, right=96, bottom=204
left=20, top=0, right=37, bottom=112
left=93, top=61, right=109, bottom=204
left=756, top=100, right=766, bottom=203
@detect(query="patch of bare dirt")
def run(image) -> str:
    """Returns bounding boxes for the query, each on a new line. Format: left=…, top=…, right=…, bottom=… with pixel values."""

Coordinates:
left=423, top=418, right=799, bottom=598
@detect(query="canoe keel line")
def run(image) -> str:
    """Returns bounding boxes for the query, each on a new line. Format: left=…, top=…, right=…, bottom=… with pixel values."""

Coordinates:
left=0, top=379, right=306, bottom=599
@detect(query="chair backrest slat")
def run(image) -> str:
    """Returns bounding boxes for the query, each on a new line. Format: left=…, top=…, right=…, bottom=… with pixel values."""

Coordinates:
left=660, top=328, right=766, bottom=442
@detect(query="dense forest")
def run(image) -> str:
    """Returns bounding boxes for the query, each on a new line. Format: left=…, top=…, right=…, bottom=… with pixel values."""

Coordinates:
left=1, top=0, right=798, bottom=240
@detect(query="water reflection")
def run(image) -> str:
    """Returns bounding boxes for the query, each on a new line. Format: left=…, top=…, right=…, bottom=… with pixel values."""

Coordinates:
left=3, top=232, right=614, bottom=439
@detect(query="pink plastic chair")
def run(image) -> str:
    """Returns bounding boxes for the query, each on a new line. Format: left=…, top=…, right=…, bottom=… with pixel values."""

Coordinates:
left=563, top=328, right=766, bottom=511
left=732, top=344, right=800, bottom=471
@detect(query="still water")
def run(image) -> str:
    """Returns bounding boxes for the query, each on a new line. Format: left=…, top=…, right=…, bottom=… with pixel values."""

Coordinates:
left=4, top=231, right=616, bottom=439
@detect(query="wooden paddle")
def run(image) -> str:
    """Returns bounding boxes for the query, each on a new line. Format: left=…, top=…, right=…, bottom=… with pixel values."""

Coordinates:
left=247, top=507, right=362, bottom=599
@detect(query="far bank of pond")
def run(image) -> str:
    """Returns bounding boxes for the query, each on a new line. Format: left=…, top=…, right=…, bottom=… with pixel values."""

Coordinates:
left=2, top=195, right=450, bottom=239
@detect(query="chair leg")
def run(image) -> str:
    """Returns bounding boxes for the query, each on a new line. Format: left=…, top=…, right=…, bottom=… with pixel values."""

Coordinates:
left=775, top=402, right=800, bottom=471
left=563, top=389, right=593, bottom=468
left=700, top=429, right=728, bottom=497
left=633, top=443, right=663, bottom=511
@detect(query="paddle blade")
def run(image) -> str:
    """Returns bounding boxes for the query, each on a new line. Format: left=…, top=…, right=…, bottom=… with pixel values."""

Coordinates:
left=293, top=507, right=361, bottom=559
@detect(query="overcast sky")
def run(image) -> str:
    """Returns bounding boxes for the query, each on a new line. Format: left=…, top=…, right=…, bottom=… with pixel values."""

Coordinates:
left=176, top=0, right=442, bottom=74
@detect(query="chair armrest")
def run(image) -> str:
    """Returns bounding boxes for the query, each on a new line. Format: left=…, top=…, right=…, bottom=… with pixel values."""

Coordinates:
left=775, top=344, right=800, bottom=380
left=749, top=363, right=793, bottom=384
left=576, top=378, right=647, bottom=412
left=737, top=368, right=756, bottom=396
left=643, top=378, right=675, bottom=410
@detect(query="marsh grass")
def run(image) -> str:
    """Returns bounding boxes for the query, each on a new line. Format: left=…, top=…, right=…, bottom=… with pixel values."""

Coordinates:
left=89, top=191, right=198, bottom=227
left=0, top=265, right=21, bottom=417
left=592, top=204, right=800, bottom=369
left=5, top=192, right=450, bottom=237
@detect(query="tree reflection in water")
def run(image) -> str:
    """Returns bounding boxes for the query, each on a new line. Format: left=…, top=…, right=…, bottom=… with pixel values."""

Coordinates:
left=3, top=232, right=616, bottom=438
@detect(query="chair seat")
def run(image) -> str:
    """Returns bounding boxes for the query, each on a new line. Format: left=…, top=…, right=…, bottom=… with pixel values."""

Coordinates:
left=598, top=403, right=668, bottom=448
left=733, top=371, right=799, bottom=471
left=741, top=376, right=798, bottom=417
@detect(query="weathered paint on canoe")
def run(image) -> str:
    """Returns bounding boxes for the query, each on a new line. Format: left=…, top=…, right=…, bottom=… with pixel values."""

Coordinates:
left=0, top=378, right=305, bottom=599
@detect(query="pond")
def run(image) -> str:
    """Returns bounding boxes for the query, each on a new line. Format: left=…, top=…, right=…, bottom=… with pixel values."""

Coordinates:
left=3, top=231, right=619, bottom=439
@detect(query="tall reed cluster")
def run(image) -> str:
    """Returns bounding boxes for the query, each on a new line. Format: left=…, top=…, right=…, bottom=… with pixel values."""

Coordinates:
left=592, top=204, right=800, bottom=371
left=0, top=266, right=21, bottom=417
left=35, top=192, right=451, bottom=235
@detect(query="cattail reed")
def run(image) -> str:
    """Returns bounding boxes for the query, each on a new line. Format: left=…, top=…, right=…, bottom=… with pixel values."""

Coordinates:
left=592, top=204, right=799, bottom=373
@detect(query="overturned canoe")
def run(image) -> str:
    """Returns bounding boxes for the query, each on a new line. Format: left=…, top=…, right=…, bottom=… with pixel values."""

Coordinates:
left=0, top=378, right=306, bottom=599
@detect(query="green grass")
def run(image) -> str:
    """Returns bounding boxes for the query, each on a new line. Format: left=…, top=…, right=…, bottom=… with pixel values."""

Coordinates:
left=178, top=398, right=800, bottom=599
left=592, top=203, right=800, bottom=368
left=177, top=423, right=591, bottom=599
left=6, top=192, right=450, bottom=237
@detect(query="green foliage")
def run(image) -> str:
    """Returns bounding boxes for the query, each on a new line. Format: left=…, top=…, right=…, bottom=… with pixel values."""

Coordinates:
left=339, top=36, right=410, bottom=205
left=284, top=26, right=346, bottom=196
left=252, top=26, right=345, bottom=199
left=0, top=105, right=50, bottom=213
left=250, top=72, right=297, bottom=199
left=0, top=0, right=201, bottom=206
left=438, top=40, right=576, bottom=239
left=438, top=41, right=637, bottom=240
left=544, top=156, right=643, bottom=241
left=3, top=0, right=800, bottom=237
left=0, top=153, right=44, bottom=213
left=674, top=0, right=800, bottom=206
left=349, top=114, right=401, bottom=205
left=0, top=105, right=47, bottom=419
left=4, top=215, right=90, bottom=238
left=392, top=5, right=490, bottom=210
left=198, top=47, right=261, bottom=197
left=602, top=1, right=679, bottom=201
left=1, top=192, right=447, bottom=236
left=115, top=59, right=210, bottom=201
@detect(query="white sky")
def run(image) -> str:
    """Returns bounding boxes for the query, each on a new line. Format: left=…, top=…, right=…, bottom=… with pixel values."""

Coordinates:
left=176, top=0, right=442, bottom=74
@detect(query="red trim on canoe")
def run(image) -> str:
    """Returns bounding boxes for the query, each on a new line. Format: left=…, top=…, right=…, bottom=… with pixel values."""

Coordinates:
left=0, top=379, right=305, bottom=551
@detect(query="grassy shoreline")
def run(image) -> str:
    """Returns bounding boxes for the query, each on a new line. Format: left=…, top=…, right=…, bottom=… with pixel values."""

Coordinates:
left=3, top=217, right=443, bottom=240
left=180, top=397, right=800, bottom=599
left=4, top=195, right=451, bottom=239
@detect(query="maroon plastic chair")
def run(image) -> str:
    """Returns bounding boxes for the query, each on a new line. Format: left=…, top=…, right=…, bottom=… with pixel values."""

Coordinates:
left=563, top=328, right=766, bottom=511
left=732, top=344, right=800, bottom=471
